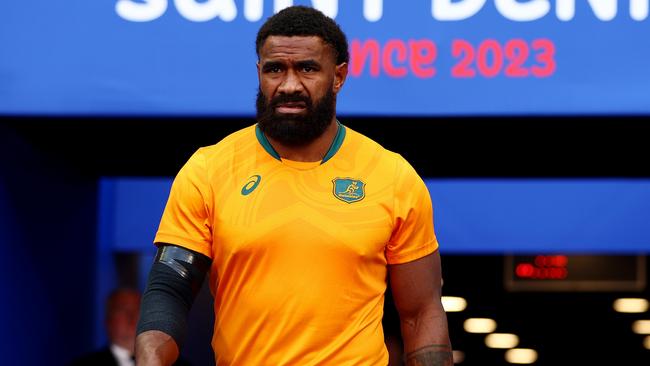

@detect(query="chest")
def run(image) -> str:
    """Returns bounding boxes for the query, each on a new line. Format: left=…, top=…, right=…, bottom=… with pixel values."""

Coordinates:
left=210, top=166, right=395, bottom=266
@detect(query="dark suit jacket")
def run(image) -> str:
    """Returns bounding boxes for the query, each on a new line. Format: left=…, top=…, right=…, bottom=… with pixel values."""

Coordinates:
left=68, top=347, right=119, bottom=366
left=68, top=346, right=192, bottom=366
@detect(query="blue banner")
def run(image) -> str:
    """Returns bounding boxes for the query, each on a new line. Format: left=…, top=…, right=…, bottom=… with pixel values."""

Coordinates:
left=1, top=1, right=649, bottom=116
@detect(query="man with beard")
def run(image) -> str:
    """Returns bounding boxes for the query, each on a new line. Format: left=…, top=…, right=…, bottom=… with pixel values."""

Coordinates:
left=135, top=6, right=452, bottom=366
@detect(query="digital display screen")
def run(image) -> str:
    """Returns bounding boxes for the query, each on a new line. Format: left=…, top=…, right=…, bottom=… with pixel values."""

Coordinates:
left=1, top=1, right=649, bottom=116
left=505, top=254, right=646, bottom=291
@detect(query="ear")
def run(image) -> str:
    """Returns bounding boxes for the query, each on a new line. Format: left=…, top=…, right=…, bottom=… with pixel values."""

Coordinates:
left=333, top=62, right=348, bottom=94
left=256, top=61, right=261, bottom=81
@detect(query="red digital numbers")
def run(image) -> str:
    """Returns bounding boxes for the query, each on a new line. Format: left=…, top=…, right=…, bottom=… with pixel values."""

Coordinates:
left=515, top=255, right=569, bottom=280
left=451, top=38, right=555, bottom=78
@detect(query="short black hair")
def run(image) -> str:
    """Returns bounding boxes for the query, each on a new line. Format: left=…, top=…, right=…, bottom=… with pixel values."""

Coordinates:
left=255, top=6, right=349, bottom=65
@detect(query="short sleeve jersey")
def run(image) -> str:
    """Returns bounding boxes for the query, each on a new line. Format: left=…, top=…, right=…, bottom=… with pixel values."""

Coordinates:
left=154, top=123, right=438, bottom=366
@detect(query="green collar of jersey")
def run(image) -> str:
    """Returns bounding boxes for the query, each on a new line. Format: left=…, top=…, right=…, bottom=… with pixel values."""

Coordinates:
left=255, top=121, right=346, bottom=164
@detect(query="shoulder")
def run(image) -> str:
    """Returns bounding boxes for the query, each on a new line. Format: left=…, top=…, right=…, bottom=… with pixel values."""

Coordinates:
left=344, top=125, right=400, bottom=159
left=195, top=124, right=257, bottom=160
left=177, top=124, right=257, bottom=179
left=344, top=125, right=415, bottom=176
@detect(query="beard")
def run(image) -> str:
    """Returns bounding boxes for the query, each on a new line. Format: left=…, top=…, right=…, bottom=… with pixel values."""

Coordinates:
left=256, top=87, right=336, bottom=147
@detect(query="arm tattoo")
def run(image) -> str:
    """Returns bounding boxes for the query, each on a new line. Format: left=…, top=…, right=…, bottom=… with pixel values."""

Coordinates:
left=404, top=345, right=453, bottom=366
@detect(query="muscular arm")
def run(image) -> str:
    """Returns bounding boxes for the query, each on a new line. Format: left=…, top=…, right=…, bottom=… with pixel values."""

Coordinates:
left=136, top=330, right=180, bottom=366
left=135, top=244, right=211, bottom=366
left=388, top=250, right=453, bottom=366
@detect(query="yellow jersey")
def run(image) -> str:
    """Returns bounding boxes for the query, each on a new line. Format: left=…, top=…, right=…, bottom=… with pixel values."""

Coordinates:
left=154, top=123, right=438, bottom=365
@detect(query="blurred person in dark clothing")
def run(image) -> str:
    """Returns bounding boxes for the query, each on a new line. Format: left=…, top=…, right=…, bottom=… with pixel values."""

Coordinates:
left=69, top=288, right=190, bottom=366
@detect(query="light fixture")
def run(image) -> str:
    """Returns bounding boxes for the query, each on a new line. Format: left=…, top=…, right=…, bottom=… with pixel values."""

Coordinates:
left=644, top=335, right=650, bottom=350
left=442, top=296, right=467, bottom=312
left=613, top=298, right=649, bottom=313
left=464, top=318, right=497, bottom=333
left=485, top=333, right=519, bottom=349
left=452, top=350, right=465, bottom=364
left=632, top=320, right=650, bottom=334
left=505, top=348, right=538, bottom=364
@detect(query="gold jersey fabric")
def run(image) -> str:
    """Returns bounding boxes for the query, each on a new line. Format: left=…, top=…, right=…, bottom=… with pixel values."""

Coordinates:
left=154, top=123, right=438, bottom=366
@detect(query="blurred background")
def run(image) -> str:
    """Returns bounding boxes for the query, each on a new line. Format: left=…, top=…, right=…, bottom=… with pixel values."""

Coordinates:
left=1, top=1, right=649, bottom=365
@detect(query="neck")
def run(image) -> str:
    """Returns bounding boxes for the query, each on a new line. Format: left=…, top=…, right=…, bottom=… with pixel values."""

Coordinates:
left=265, top=118, right=338, bottom=162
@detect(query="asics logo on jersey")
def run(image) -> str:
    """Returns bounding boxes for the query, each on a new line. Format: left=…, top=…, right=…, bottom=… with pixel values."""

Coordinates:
left=332, top=178, right=366, bottom=203
left=241, top=175, right=261, bottom=195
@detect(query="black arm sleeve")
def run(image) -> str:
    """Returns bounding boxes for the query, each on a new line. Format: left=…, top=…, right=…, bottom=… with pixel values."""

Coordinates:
left=136, top=244, right=211, bottom=348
